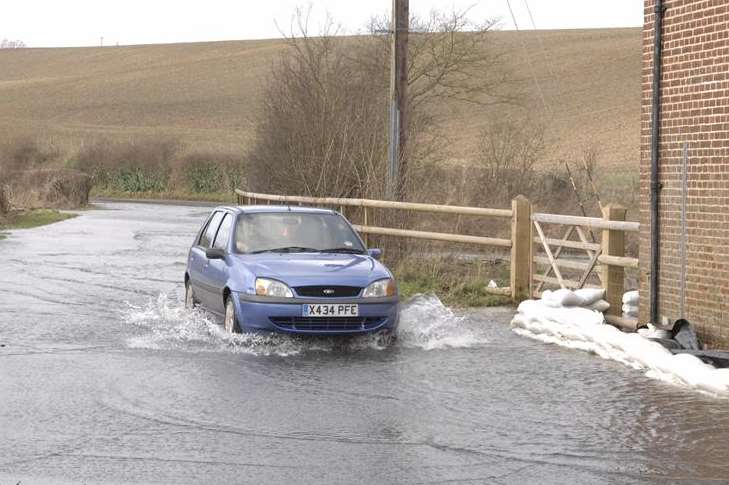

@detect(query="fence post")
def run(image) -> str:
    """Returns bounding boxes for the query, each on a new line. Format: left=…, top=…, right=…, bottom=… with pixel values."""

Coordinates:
left=601, top=203, right=626, bottom=316
left=510, top=195, right=532, bottom=302
left=363, top=206, right=370, bottom=246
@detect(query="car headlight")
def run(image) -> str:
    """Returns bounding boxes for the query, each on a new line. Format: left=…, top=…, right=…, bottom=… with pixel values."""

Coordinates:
left=255, top=278, right=294, bottom=298
left=363, top=278, right=397, bottom=298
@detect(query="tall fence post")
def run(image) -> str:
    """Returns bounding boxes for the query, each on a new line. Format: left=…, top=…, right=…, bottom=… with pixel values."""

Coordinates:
left=601, top=203, right=626, bottom=316
left=362, top=206, right=370, bottom=247
left=510, top=195, right=532, bottom=302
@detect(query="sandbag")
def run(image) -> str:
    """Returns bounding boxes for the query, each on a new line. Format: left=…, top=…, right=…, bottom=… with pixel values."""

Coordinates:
left=637, top=324, right=672, bottom=340
left=574, top=288, right=606, bottom=306
left=545, top=288, right=585, bottom=307
left=622, top=303, right=639, bottom=315
left=622, top=290, right=639, bottom=305
left=586, top=299, right=610, bottom=313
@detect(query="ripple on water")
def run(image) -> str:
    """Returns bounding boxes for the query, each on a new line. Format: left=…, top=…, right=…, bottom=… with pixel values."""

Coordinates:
left=122, top=293, right=491, bottom=356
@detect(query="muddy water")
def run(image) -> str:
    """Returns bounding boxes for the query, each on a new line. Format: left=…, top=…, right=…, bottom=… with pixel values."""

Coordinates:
left=1, top=202, right=728, bottom=484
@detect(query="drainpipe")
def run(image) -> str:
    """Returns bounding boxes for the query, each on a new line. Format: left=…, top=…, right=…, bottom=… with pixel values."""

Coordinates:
left=650, top=0, right=666, bottom=324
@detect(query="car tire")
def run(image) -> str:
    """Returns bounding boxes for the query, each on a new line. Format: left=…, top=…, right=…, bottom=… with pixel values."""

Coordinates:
left=185, top=280, right=197, bottom=310
left=224, top=297, right=242, bottom=334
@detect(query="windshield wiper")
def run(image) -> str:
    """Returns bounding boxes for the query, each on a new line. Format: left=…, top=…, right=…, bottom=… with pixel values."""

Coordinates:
left=319, top=247, right=365, bottom=254
left=250, top=246, right=320, bottom=254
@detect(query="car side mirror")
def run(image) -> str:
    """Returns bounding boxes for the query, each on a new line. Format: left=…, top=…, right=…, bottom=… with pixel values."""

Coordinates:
left=367, top=248, right=382, bottom=260
left=205, top=248, right=226, bottom=260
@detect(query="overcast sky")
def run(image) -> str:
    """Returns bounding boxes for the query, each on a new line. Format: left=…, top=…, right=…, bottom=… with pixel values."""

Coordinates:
left=1, top=0, right=643, bottom=48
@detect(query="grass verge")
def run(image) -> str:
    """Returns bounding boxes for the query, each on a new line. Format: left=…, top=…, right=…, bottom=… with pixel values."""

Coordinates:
left=0, top=209, right=77, bottom=236
left=392, top=256, right=511, bottom=308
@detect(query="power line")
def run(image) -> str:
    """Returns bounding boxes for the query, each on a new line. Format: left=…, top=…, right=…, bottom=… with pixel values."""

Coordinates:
left=504, top=0, right=519, bottom=31
left=522, top=0, right=556, bottom=81
left=504, top=0, right=550, bottom=116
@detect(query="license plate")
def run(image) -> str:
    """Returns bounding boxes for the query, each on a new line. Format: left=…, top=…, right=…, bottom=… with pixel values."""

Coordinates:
left=302, top=304, right=359, bottom=317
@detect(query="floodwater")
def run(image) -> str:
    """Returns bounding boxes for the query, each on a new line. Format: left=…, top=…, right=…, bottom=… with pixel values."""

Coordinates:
left=1, top=202, right=728, bottom=485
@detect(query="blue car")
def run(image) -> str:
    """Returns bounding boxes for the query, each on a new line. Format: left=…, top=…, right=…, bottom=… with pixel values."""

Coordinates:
left=184, top=205, right=399, bottom=336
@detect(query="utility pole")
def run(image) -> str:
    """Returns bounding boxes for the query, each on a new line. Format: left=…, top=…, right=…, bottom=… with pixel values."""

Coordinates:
left=386, top=0, right=409, bottom=200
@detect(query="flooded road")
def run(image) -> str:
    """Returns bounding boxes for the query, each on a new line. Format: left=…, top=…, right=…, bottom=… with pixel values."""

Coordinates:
left=1, top=202, right=729, bottom=484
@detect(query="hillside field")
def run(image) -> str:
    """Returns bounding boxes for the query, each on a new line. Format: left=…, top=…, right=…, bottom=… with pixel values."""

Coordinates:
left=0, top=28, right=641, bottom=171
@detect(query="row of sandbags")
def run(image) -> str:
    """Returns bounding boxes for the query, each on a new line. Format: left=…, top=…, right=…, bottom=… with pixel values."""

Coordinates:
left=511, top=290, right=729, bottom=396
left=542, top=287, right=642, bottom=320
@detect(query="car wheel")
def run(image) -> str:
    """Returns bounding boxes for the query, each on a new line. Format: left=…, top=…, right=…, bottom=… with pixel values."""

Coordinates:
left=224, top=297, right=241, bottom=334
left=185, top=280, right=197, bottom=310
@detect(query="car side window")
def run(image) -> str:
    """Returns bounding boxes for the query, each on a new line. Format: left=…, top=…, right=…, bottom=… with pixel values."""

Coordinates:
left=199, top=211, right=223, bottom=248
left=212, top=213, right=232, bottom=250
left=196, top=215, right=213, bottom=246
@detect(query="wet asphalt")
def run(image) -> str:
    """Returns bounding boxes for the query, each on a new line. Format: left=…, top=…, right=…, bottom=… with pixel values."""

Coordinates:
left=1, top=202, right=728, bottom=485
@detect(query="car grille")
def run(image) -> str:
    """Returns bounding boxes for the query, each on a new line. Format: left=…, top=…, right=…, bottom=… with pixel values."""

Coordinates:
left=293, top=285, right=362, bottom=297
left=270, top=316, right=385, bottom=331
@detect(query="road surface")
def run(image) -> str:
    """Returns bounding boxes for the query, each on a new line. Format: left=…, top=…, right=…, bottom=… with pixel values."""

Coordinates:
left=1, top=202, right=728, bottom=484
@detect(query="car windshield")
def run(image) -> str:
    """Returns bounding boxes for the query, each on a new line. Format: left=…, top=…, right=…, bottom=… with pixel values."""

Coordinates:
left=235, top=212, right=366, bottom=254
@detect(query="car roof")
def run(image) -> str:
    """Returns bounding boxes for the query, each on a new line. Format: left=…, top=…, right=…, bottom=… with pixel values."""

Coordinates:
left=213, top=205, right=337, bottom=215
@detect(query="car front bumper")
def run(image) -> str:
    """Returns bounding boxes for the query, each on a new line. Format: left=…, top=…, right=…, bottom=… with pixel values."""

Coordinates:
left=234, top=293, right=399, bottom=335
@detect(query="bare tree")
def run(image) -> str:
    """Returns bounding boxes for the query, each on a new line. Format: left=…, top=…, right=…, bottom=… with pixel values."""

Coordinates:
left=1, top=39, right=26, bottom=49
left=246, top=7, right=518, bottom=200
left=472, top=118, right=545, bottom=205
left=366, top=10, right=518, bottom=110
left=246, top=11, right=388, bottom=198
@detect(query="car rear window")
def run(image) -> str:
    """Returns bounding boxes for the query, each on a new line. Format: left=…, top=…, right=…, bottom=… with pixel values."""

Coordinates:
left=235, top=212, right=364, bottom=254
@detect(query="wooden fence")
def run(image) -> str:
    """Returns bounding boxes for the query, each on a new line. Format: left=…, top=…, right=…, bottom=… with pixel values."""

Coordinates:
left=234, top=189, right=640, bottom=329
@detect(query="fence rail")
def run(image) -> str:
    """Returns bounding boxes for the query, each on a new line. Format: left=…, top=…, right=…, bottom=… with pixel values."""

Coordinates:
left=235, top=189, right=513, bottom=247
left=532, top=213, right=640, bottom=233
left=350, top=225, right=512, bottom=248
left=235, top=190, right=512, bottom=218
left=234, top=189, right=640, bottom=330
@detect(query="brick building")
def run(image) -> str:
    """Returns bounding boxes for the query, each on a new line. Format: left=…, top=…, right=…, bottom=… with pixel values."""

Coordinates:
left=640, top=0, right=729, bottom=347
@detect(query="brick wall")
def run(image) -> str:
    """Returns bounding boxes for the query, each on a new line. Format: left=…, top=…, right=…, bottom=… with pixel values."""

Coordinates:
left=640, top=0, right=729, bottom=347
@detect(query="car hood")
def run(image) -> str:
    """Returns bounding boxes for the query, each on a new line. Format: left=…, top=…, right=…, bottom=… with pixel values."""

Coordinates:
left=231, top=252, right=392, bottom=287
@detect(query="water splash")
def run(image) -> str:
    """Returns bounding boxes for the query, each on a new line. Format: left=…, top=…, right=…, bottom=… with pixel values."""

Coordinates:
left=122, top=293, right=489, bottom=355
left=397, top=294, right=490, bottom=350
left=123, top=294, right=313, bottom=356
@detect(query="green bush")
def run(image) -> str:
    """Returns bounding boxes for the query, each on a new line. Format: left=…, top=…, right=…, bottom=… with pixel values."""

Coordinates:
left=183, top=161, right=224, bottom=193
left=110, top=167, right=169, bottom=192
left=177, top=152, right=245, bottom=194
left=72, top=138, right=178, bottom=193
left=68, top=139, right=245, bottom=196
